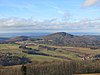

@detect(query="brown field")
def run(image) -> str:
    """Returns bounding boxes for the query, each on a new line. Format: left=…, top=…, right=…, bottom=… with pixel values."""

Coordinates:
left=0, top=44, right=100, bottom=75
left=74, top=73, right=100, bottom=75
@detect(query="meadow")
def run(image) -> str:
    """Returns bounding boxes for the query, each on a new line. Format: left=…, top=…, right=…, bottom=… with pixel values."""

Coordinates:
left=0, top=43, right=100, bottom=75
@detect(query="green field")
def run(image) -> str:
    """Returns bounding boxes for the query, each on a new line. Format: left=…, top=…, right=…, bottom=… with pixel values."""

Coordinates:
left=0, top=43, right=100, bottom=75
left=0, top=43, right=100, bottom=61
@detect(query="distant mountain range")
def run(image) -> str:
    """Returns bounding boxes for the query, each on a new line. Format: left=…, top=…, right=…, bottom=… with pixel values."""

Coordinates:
left=5, top=36, right=29, bottom=42
left=0, top=32, right=99, bottom=38
left=0, top=37, right=10, bottom=42
left=0, top=32, right=50, bottom=38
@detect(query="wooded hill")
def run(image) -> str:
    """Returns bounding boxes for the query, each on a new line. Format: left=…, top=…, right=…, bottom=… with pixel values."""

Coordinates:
left=41, top=32, right=100, bottom=48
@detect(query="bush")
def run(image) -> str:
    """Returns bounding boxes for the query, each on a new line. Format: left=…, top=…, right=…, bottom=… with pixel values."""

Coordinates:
left=0, top=60, right=100, bottom=75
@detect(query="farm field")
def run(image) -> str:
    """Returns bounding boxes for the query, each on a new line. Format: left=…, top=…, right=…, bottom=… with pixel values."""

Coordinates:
left=0, top=44, right=63, bottom=61
left=0, top=43, right=100, bottom=75
left=0, top=43, right=100, bottom=61
left=75, top=73, right=100, bottom=75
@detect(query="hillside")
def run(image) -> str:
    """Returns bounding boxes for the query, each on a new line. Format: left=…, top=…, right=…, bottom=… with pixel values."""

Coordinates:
left=41, top=32, right=100, bottom=48
left=0, top=37, right=9, bottom=42
left=1, top=32, right=100, bottom=48
left=5, top=36, right=29, bottom=43
left=82, top=35, right=100, bottom=40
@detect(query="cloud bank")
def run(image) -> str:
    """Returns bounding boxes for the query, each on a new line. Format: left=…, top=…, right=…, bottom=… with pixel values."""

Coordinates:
left=0, top=17, right=100, bottom=33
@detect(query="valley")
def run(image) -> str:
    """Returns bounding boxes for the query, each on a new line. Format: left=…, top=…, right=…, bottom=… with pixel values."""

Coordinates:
left=0, top=32, right=100, bottom=75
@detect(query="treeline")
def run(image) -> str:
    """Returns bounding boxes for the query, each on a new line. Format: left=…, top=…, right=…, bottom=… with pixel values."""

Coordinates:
left=41, top=38, right=100, bottom=49
left=0, top=52, right=31, bottom=66
left=0, top=60, right=100, bottom=75
left=41, top=32, right=100, bottom=48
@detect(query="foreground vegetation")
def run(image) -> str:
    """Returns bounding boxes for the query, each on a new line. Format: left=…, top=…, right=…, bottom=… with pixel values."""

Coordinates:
left=0, top=60, right=100, bottom=75
left=0, top=44, right=100, bottom=75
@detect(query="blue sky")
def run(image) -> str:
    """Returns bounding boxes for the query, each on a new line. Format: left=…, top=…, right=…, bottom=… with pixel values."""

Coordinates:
left=0, top=0, right=100, bottom=33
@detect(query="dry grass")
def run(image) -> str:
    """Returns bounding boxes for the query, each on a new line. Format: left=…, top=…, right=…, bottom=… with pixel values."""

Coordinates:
left=74, top=73, right=100, bottom=75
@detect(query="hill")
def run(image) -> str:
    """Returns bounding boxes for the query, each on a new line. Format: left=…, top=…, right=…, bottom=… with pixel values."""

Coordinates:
left=41, top=32, right=100, bottom=48
left=0, top=37, right=9, bottom=42
left=43, top=32, right=74, bottom=40
left=82, top=35, right=100, bottom=40
left=1, top=32, right=100, bottom=48
left=5, top=36, right=29, bottom=43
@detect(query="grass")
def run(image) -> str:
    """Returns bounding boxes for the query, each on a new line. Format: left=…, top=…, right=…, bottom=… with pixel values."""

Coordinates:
left=0, top=43, right=100, bottom=75
left=0, top=43, right=99, bottom=61
left=75, top=47, right=100, bottom=56
left=74, top=73, right=100, bottom=75
left=0, top=44, right=25, bottom=57
left=26, top=54, right=63, bottom=61
left=0, top=44, right=65, bottom=61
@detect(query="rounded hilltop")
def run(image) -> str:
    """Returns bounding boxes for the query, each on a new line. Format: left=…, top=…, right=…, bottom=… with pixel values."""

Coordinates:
left=47, top=32, right=74, bottom=38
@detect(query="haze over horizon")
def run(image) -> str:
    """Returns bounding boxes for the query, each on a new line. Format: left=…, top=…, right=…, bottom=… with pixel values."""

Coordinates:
left=0, top=0, right=100, bottom=33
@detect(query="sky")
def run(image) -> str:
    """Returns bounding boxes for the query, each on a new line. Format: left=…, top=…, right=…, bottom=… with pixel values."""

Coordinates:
left=0, top=0, right=100, bottom=33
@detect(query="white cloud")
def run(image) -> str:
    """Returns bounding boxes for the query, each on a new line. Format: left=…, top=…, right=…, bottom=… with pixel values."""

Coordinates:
left=0, top=17, right=100, bottom=33
left=83, top=0, right=98, bottom=7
